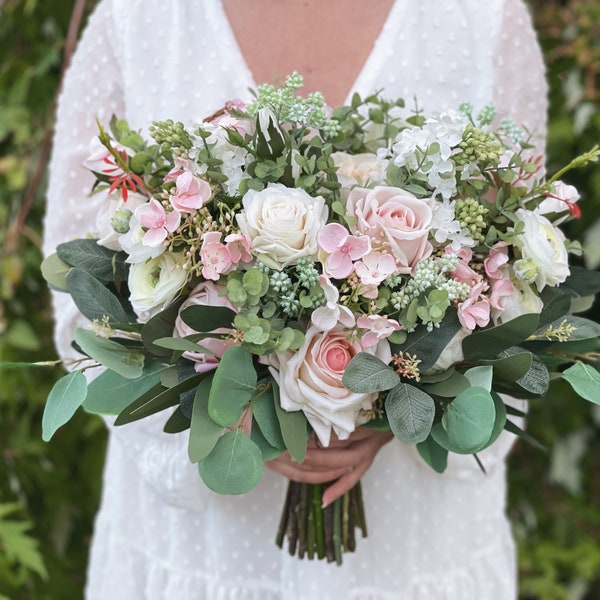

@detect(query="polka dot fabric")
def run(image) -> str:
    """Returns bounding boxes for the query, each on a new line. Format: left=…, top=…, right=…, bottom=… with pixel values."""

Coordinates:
left=44, top=1, right=547, bottom=598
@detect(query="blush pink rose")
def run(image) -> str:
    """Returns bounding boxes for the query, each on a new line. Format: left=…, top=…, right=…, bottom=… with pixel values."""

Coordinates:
left=346, top=185, right=433, bottom=273
left=174, top=281, right=237, bottom=373
left=269, top=324, right=392, bottom=446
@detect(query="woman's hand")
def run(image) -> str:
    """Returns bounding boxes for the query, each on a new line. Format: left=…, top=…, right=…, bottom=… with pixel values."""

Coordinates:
left=266, top=427, right=394, bottom=507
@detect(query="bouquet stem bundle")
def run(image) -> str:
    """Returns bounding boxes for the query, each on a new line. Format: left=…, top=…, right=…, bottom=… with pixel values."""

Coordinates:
left=276, top=480, right=367, bottom=564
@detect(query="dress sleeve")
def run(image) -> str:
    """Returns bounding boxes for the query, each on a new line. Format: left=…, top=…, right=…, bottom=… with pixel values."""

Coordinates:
left=43, top=0, right=212, bottom=512
left=43, top=0, right=124, bottom=363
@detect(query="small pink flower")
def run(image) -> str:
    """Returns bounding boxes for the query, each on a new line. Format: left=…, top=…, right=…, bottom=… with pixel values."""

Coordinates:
left=170, top=172, right=212, bottom=213
left=458, top=282, right=490, bottom=330
left=200, top=232, right=233, bottom=281
left=446, top=246, right=479, bottom=285
left=135, top=199, right=181, bottom=247
left=484, top=242, right=510, bottom=280
left=356, top=314, right=402, bottom=348
left=354, top=252, right=397, bottom=286
left=318, top=223, right=371, bottom=279
left=224, top=232, right=252, bottom=264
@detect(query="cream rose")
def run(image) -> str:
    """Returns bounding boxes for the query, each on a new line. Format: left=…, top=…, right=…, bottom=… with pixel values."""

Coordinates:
left=269, top=324, right=392, bottom=446
left=129, top=252, right=188, bottom=322
left=236, top=183, right=328, bottom=269
left=346, top=185, right=433, bottom=273
left=332, top=152, right=387, bottom=193
left=514, top=208, right=570, bottom=291
left=174, top=282, right=237, bottom=373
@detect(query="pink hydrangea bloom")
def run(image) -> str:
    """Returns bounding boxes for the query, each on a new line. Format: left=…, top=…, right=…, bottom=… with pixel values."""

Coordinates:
left=224, top=232, right=252, bottom=264
left=484, top=242, right=510, bottom=280
left=445, top=246, right=478, bottom=285
left=135, top=199, right=181, bottom=247
left=318, top=223, right=371, bottom=279
left=489, top=277, right=515, bottom=311
left=356, top=314, right=402, bottom=348
left=354, top=252, right=397, bottom=286
left=200, top=232, right=233, bottom=281
left=170, top=171, right=212, bottom=212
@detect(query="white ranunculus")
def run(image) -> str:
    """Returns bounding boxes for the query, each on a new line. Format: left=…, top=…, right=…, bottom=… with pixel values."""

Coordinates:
left=129, top=252, right=188, bottom=322
left=236, top=183, right=328, bottom=269
left=427, top=328, right=469, bottom=373
left=95, top=191, right=147, bottom=251
left=514, top=209, right=570, bottom=291
left=268, top=324, right=391, bottom=446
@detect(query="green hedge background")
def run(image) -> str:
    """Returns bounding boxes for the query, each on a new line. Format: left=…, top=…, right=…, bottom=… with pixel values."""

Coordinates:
left=0, top=1, right=598, bottom=598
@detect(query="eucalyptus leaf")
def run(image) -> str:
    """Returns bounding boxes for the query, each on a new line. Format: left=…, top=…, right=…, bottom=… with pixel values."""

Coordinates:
left=464, top=366, right=493, bottom=392
left=385, top=383, right=435, bottom=444
left=416, top=435, right=448, bottom=473
left=153, top=337, right=218, bottom=355
left=189, top=377, right=225, bottom=462
left=66, top=268, right=130, bottom=324
left=462, top=313, right=539, bottom=360
left=481, top=348, right=532, bottom=383
left=163, top=407, right=191, bottom=434
left=198, top=430, right=264, bottom=494
left=423, top=371, right=470, bottom=397
left=84, top=361, right=168, bottom=415
left=57, top=239, right=127, bottom=283
left=342, top=353, right=399, bottom=393
left=208, top=347, right=257, bottom=427
left=560, top=266, right=600, bottom=297
left=251, top=382, right=285, bottom=450
left=42, top=371, right=88, bottom=441
left=73, top=329, right=144, bottom=379
left=40, top=252, right=70, bottom=292
left=251, top=420, right=284, bottom=461
left=180, top=305, right=236, bottom=332
left=538, top=291, right=572, bottom=327
left=543, top=315, right=600, bottom=342
left=141, top=300, right=185, bottom=357
left=115, top=372, right=207, bottom=425
left=392, top=308, right=461, bottom=371
left=504, top=419, right=546, bottom=451
left=442, top=387, right=496, bottom=454
left=562, top=363, right=600, bottom=403
left=273, top=381, right=308, bottom=463
left=514, top=354, right=550, bottom=396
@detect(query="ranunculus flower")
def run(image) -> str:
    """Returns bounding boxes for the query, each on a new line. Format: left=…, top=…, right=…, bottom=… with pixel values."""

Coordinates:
left=95, top=190, right=147, bottom=251
left=128, top=252, right=188, bottom=322
left=173, top=282, right=237, bottom=373
left=269, top=324, right=392, bottom=446
left=346, top=185, right=433, bottom=273
left=170, top=171, right=212, bottom=213
left=514, top=208, right=570, bottom=291
left=236, top=183, right=328, bottom=269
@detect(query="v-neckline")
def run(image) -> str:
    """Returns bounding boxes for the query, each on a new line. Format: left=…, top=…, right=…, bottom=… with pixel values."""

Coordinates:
left=216, top=1, right=398, bottom=106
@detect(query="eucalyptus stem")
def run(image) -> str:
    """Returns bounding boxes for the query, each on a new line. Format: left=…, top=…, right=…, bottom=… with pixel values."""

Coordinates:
left=323, top=500, right=335, bottom=562
left=312, top=484, right=325, bottom=559
left=297, top=482, right=309, bottom=559
left=307, top=488, right=316, bottom=560
left=342, top=491, right=350, bottom=553
left=275, top=480, right=292, bottom=549
left=286, top=482, right=301, bottom=555
left=333, top=496, right=343, bottom=565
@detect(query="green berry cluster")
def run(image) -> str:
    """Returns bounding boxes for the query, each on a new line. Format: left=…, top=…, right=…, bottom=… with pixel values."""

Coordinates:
left=455, top=197, right=489, bottom=243
left=149, top=119, right=193, bottom=154
left=455, top=123, right=503, bottom=168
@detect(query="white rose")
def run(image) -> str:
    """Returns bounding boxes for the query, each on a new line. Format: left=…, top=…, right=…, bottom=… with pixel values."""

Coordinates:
left=428, top=328, right=469, bottom=373
left=332, top=152, right=387, bottom=193
left=236, top=183, right=328, bottom=269
left=129, top=252, right=188, bottom=322
left=269, top=324, right=392, bottom=446
left=95, top=191, right=147, bottom=251
left=515, top=208, right=570, bottom=291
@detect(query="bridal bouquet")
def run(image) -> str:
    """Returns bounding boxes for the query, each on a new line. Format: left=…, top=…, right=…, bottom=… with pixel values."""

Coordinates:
left=41, top=73, right=600, bottom=564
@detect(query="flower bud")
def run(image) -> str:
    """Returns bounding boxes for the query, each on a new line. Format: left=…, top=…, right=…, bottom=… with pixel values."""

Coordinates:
left=111, top=208, right=133, bottom=233
left=513, top=258, right=539, bottom=284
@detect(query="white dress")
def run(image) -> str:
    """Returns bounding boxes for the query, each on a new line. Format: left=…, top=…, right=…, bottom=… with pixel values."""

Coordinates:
left=44, top=1, right=548, bottom=598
